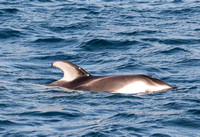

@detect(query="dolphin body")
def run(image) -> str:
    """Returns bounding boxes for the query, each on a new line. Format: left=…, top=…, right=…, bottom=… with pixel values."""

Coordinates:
left=48, top=61, right=175, bottom=94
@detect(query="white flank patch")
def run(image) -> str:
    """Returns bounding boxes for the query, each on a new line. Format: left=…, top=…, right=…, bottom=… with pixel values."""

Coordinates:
left=115, top=81, right=170, bottom=94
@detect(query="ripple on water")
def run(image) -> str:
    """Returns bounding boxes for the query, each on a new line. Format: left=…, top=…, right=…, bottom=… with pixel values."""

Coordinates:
left=159, top=47, right=189, bottom=54
left=0, top=120, right=17, bottom=126
left=0, top=8, right=20, bottom=14
left=163, top=102, right=187, bottom=110
left=162, top=118, right=200, bottom=129
left=150, top=133, right=171, bottom=137
left=159, top=5, right=200, bottom=15
left=80, top=38, right=139, bottom=51
left=82, top=132, right=107, bottom=137
left=186, top=109, right=200, bottom=118
left=0, top=28, right=23, bottom=39
left=142, top=38, right=200, bottom=45
left=33, top=37, right=65, bottom=43
left=110, top=112, right=137, bottom=120
left=159, top=38, right=200, bottom=45
left=117, top=29, right=160, bottom=36
left=29, top=37, right=79, bottom=50
left=17, top=111, right=84, bottom=119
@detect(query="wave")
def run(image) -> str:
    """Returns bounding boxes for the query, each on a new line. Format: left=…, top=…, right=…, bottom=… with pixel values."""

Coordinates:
left=0, top=8, right=19, bottom=14
left=118, top=30, right=159, bottom=36
left=111, top=112, right=137, bottom=119
left=17, top=111, right=84, bottom=118
left=31, top=52, right=79, bottom=61
left=80, top=38, right=139, bottom=51
left=37, top=0, right=52, bottom=2
left=163, top=102, right=186, bottom=109
left=187, top=109, right=200, bottom=116
left=176, top=58, right=200, bottom=66
left=159, top=47, right=189, bottom=54
left=163, top=118, right=200, bottom=129
left=142, top=38, right=200, bottom=45
left=0, top=28, right=23, bottom=39
left=47, top=21, right=95, bottom=32
left=0, top=120, right=17, bottom=126
left=30, top=37, right=79, bottom=49
left=159, top=5, right=200, bottom=15
left=150, top=133, right=171, bottom=137
left=160, top=38, right=200, bottom=45
left=33, top=37, right=65, bottom=43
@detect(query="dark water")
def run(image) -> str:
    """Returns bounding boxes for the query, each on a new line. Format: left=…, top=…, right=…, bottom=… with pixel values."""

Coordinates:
left=0, top=0, right=200, bottom=136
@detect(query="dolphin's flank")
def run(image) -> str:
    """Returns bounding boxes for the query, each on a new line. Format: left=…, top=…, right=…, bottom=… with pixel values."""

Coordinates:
left=48, top=61, right=175, bottom=94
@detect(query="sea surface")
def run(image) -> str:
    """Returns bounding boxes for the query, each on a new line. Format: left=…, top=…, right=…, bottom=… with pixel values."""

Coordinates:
left=0, top=0, right=200, bottom=136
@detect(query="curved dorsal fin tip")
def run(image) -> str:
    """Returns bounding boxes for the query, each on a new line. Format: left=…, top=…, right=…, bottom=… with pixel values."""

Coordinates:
left=51, top=61, right=90, bottom=81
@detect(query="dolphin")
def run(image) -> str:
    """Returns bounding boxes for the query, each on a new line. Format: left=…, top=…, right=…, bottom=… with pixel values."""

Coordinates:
left=48, top=61, right=175, bottom=94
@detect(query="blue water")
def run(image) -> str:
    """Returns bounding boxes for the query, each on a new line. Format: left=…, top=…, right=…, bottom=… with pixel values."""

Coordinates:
left=0, top=0, right=200, bottom=136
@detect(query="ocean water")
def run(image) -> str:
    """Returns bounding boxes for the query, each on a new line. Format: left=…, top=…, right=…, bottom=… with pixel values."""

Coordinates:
left=0, top=0, right=200, bottom=136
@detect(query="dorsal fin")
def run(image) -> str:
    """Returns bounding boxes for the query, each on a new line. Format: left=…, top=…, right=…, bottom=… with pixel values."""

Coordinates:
left=51, top=61, right=91, bottom=82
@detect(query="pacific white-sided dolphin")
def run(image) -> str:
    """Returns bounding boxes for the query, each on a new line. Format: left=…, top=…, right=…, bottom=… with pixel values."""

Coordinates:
left=48, top=61, right=175, bottom=94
